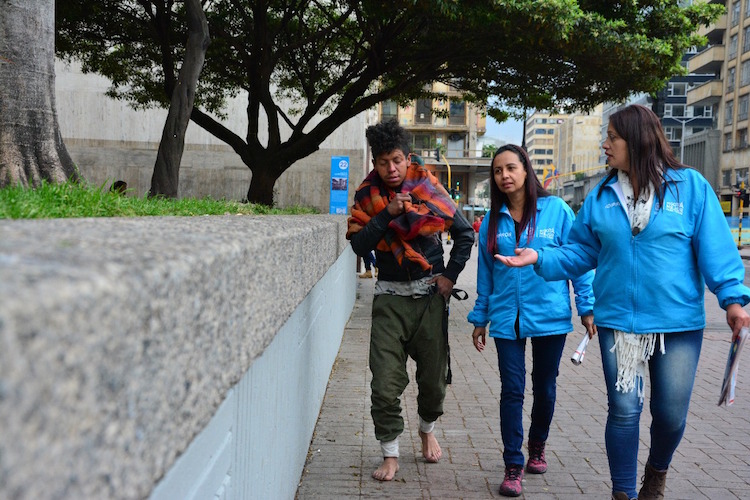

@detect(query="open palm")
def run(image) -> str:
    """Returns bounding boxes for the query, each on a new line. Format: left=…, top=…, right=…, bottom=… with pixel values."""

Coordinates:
left=494, top=247, right=538, bottom=268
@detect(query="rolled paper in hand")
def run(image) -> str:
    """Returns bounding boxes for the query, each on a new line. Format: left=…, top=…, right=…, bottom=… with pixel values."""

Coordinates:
left=571, top=333, right=590, bottom=365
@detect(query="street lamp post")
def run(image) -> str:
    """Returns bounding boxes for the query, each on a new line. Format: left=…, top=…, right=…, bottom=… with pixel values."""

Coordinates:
left=671, top=115, right=704, bottom=163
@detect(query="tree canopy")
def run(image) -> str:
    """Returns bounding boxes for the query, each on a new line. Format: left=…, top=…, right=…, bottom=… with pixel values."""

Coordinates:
left=56, top=0, right=723, bottom=204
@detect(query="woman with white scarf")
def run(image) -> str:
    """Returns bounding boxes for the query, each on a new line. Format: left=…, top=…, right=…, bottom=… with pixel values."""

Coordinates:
left=496, top=104, right=750, bottom=500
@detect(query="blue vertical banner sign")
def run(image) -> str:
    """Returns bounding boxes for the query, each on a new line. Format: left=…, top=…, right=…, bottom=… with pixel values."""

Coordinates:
left=329, top=156, right=350, bottom=214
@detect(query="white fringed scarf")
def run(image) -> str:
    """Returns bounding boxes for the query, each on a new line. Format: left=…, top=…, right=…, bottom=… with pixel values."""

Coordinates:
left=612, top=170, right=665, bottom=400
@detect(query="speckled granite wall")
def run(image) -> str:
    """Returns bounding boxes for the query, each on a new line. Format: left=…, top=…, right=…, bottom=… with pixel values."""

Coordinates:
left=0, top=215, right=350, bottom=499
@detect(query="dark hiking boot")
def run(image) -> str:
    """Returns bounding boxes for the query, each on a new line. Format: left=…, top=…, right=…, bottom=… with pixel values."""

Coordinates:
left=612, top=492, right=636, bottom=500
left=498, top=464, right=524, bottom=497
left=525, top=440, right=547, bottom=474
left=638, top=462, right=667, bottom=499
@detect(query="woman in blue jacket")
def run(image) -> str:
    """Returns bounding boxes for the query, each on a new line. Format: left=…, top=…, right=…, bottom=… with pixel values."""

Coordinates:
left=498, top=105, right=750, bottom=500
left=468, top=144, right=596, bottom=497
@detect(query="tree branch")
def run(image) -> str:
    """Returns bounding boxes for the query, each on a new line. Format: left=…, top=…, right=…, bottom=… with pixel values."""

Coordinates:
left=189, top=107, right=249, bottom=159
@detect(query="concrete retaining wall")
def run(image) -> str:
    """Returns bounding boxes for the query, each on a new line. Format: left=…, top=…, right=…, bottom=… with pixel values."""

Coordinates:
left=0, top=215, right=355, bottom=499
left=65, top=139, right=366, bottom=212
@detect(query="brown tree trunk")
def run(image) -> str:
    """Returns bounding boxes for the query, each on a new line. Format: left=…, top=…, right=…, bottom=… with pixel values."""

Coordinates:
left=246, top=168, right=282, bottom=206
left=0, top=0, right=78, bottom=187
left=149, top=0, right=210, bottom=198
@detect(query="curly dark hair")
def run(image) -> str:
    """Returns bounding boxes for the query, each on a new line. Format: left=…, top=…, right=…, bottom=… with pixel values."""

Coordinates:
left=365, top=119, right=411, bottom=159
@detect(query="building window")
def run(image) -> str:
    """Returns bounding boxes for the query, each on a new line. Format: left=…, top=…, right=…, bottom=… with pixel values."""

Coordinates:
left=547, top=128, right=555, bottom=134
left=446, top=133, right=465, bottom=157
left=732, top=1, right=740, bottom=28
left=727, top=100, right=735, bottom=124
left=730, top=34, right=739, bottom=60
left=737, top=168, right=749, bottom=184
left=533, top=148, right=546, bottom=155
left=668, top=82, right=687, bottom=96
left=738, top=128, right=749, bottom=148
left=746, top=0, right=750, bottom=16
left=742, top=61, right=750, bottom=87
left=535, top=129, right=546, bottom=134
left=739, top=94, right=749, bottom=121
left=692, top=105, right=713, bottom=118
left=381, top=100, right=398, bottom=122
left=415, top=98, right=432, bottom=124
left=723, top=169, right=732, bottom=187
left=412, top=134, right=432, bottom=153
left=726, top=132, right=734, bottom=151
left=448, top=100, right=466, bottom=125
left=728, top=66, right=737, bottom=93
left=664, top=104, right=686, bottom=117
left=664, top=127, right=682, bottom=142
left=744, top=26, right=750, bottom=53
left=546, top=149, right=553, bottom=155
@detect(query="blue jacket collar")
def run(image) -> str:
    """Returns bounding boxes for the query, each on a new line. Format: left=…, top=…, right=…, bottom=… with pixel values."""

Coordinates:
left=499, top=195, right=552, bottom=216
left=601, top=166, right=687, bottom=191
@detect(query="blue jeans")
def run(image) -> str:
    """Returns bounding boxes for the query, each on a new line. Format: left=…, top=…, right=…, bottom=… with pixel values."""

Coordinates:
left=363, top=251, right=376, bottom=271
left=598, top=327, right=702, bottom=497
left=494, top=334, right=566, bottom=466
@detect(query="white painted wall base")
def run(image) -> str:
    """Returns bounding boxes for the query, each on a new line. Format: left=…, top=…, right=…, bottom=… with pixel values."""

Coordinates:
left=149, top=248, right=356, bottom=500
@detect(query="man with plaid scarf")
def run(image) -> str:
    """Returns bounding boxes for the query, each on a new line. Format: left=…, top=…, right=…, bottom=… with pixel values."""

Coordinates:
left=347, top=120, right=473, bottom=481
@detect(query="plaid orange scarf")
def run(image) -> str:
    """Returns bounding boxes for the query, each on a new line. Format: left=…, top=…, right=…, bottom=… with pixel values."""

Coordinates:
left=347, top=160, right=456, bottom=271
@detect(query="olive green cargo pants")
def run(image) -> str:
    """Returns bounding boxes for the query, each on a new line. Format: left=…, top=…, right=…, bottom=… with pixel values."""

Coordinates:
left=369, top=292, right=448, bottom=443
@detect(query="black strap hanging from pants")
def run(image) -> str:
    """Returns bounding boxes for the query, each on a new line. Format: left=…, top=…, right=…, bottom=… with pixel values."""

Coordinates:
left=442, top=288, right=468, bottom=385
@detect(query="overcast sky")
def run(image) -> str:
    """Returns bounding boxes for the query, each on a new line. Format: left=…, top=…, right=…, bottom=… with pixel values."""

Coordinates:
left=484, top=115, right=524, bottom=147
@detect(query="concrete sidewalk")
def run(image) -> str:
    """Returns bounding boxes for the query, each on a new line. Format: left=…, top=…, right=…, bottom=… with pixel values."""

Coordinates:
left=297, top=245, right=750, bottom=499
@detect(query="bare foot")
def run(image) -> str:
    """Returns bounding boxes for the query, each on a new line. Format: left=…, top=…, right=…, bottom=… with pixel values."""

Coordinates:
left=372, top=457, right=399, bottom=481
left=419, top=430, right=442, bottom=463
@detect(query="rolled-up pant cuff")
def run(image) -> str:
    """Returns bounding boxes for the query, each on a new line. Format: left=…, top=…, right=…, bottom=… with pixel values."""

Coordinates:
left=419, top=416, right=435, bottom=434
left=380, top=438, right=399, bottom=458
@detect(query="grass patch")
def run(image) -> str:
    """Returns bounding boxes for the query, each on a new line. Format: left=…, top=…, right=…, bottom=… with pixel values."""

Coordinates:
left=0, top=181, right=318, bottom=219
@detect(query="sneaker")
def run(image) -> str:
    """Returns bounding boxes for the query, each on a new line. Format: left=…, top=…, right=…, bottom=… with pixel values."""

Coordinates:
left=526, top=440, right=547, bottom=474
left=498, top=464, right=524, bottom=497
left=358, top=270, right=372, bottom=279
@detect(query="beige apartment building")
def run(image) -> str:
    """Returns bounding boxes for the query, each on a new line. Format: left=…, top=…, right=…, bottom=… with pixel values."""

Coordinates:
left=553, top=105, right=605, bottom=182
left=524, top=108, right=604, bottom=196
left=687, top=0, right=750, bottom=215
left=524, top=112, right=566, bottom=178
left=378, top=83, right=487, bottom=210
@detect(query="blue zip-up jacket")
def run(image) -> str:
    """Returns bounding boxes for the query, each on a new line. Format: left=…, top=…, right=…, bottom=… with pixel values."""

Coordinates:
left=468, top=196, right=595, bottom=339
left=535, top=167, right=750, bottom=334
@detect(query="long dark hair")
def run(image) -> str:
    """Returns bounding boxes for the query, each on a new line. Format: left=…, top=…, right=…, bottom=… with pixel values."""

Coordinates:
left=486, top=144, right=551, bottom=254
left=598, top=104, right=686, bottom=204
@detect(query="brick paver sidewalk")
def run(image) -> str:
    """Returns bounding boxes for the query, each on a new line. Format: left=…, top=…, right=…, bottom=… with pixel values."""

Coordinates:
left=297, top=245, right=750, bottom=499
